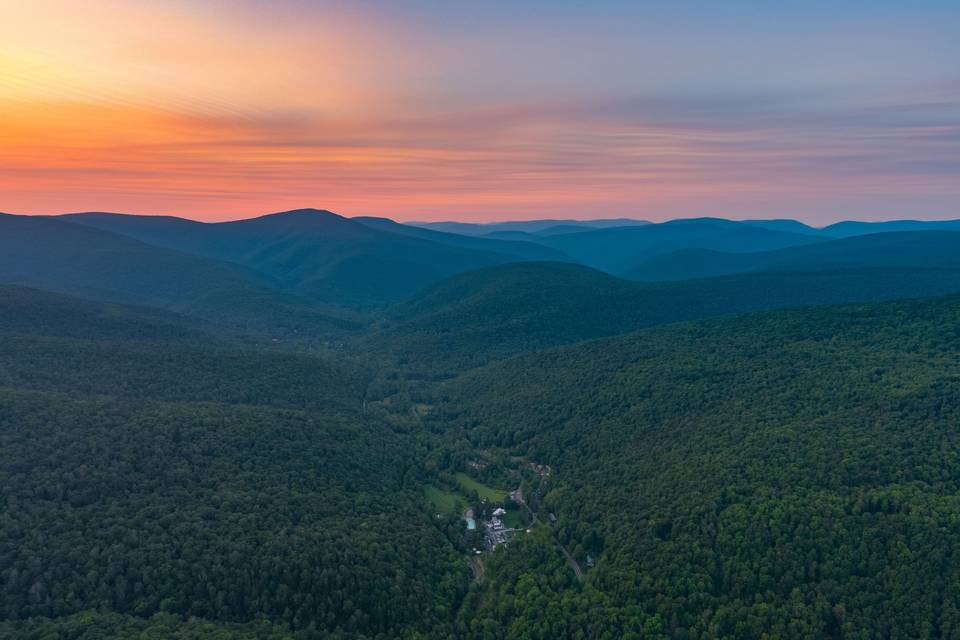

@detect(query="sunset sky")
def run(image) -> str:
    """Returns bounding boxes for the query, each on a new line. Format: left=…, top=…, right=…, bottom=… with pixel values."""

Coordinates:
left=1, top=0, right=958, bottom=223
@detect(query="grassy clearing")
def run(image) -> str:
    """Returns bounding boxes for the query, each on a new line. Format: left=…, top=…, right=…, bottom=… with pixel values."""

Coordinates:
left=455, top=472, right=509, bottom=502
left=424, top=485, right=464, bottom=514
left=503, top=509, right=523, bottom=529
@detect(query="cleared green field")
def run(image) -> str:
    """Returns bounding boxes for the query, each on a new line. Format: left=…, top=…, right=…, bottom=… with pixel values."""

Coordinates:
left=503, top=509, right=523, bottom=529
left=454, top=472, right=509, bottom=502
left=424, top=485, right=464, bottom=514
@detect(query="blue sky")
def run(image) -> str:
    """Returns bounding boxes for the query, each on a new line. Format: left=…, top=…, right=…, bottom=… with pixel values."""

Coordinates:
left=2, top=0, right=958, bottom=221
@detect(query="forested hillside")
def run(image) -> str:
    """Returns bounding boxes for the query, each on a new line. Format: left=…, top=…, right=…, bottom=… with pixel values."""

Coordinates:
left=0, top=288, right=467, bottom=640
left=529, top=219, right=823, bottom=273
left=64, top=209, right=553, bottom=305
left=352, top=216, right=571, bottom=262
left=6, top=0, right=959, bottom=634
left=409, top=218, right=650, bottom=236
left=369, top=261, right=960, bottom=371
left=6, top=213, right=960, bottom=639
left=434, top=295, right=960, bottom=638
left=0, top=285, right=198, bottom=342
left=0, top=214, right=363, bottom=337
left=820, top=219, right=960, bottom=237
left=626, top=231, right=960, bottom=282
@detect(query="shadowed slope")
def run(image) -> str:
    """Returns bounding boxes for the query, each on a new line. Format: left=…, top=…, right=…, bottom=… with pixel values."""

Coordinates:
left=0, top=286, right=466, bottom=638
left=0, top=213, right=363, bottom=336
left=626, top=230, right=960, bottom=281
left=353, top=216, right=572, bottom=262
left=66, top=209, right=531, bottom=305
left=368, top=260, right=960, bottom=370
left=534, top=218, right=824, bottom=273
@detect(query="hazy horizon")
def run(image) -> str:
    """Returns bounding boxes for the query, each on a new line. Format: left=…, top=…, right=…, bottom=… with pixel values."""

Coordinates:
left=2, top=1, right=958, bottom=222
left=6, top=3, right=960, bottom=639
left=5, top=207, right=960, bottom=227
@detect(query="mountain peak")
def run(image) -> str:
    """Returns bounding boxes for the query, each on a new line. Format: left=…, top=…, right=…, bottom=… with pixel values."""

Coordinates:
left=234, top=208, right=371, bottom=234
left=256, top=208, right=343, bottom=220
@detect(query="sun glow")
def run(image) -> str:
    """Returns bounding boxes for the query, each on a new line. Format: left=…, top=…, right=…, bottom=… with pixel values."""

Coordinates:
left=1, top=1, right=958, bottom=221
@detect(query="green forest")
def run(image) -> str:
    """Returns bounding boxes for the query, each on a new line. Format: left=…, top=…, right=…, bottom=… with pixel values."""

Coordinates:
left=4, top=212, right=960, bottom=638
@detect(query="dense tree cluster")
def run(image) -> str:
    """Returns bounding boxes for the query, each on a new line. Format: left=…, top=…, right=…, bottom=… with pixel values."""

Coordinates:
left=434, top=295, right=960, bottom=638
left=0, top=294, right=467, bottom=639
left=365, top=261, right=960, bottom=374
left=6, top=254, right=960, bottom=638
left=0, top=611, right=296, bottom=640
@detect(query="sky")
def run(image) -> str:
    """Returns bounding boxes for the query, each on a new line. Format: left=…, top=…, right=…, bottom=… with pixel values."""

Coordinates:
left=1, top=0, right=958, bottom=223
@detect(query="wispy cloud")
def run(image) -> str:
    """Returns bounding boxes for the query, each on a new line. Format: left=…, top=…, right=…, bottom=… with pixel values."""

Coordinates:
left=1, top=1, right=958, bottom=221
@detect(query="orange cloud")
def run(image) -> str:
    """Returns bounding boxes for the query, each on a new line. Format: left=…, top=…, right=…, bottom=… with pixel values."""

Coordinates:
left=1, top=1, right=957, bottom=222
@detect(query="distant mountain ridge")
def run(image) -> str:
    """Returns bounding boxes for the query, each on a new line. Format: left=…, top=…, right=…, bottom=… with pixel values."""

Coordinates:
left=10, top=208, right=960, bottom=316
left=0, top=213, right=364, bottom=336
left=352, top=215, right=571, bottom=261
left=408, top=218, right=651, bottom=236
left=63, top=209, right=565, bottom=305
left=626, top=230, right=960, bottom=281
left=411, top=215, right=960, bottom=239
left=820, top=219, right=960, bottom=237
left=367, top=260, right=960, bottom=371
left=529, top=218, right=824, bottom=273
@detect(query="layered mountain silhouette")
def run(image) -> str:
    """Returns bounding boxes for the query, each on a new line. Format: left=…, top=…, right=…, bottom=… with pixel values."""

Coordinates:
left=520, top=218, right=825, bottom=273
left=8, top=206, right=960, bottom=638
left=351, top=215, right=570, bottom=261
left=409, top=217, right=650, bottom=236
left=370, top=260, right=960, bottom=370
left=0, top=213, right=362, bottom=336
left=64, top=209, right=563, bottom=304
left=10, top=209, right=960, bottom=340
left=626, top=230, right=960, bottom=281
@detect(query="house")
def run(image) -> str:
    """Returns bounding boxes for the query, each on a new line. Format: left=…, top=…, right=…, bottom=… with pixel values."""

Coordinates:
left=493, top=507, right=506, bottom=517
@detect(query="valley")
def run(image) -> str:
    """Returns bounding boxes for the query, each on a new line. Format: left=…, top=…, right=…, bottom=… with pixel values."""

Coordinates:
left=6, top=2, right=957, bottom=637
left=3, top=210, right=960, bottom=638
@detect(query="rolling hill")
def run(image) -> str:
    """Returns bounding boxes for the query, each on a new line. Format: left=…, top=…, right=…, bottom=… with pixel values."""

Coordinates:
left=0, top=213, right=362, bottom=336
left=741, top=219, right=825, bottom=235
left=408, top=218, right=650, bottom=236
left=625, top=230, right=960, bottom=281
left=0, top=286, right=467, bottom=638
left=367, top=260, right=960, bottom=371
left=0, top=284, right=200, bottom=342
left=9, top=209, right=960, bottom=638
left=64, top=209, right=547, bottom=305
left=531, top=218, right=825, bottom=273
left=437, top=293, right=960, bottom=637
left=821, top=218, right=960, bottom=237
left=352, top=215, right=571, bottom=261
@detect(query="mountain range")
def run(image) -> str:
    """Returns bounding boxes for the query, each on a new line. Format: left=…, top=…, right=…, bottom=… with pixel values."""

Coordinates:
left=5, top=207, right=957, bottom=347
left=62, top=209, right=551, bottom=305
left=5, top=206, right=960, bottom=638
